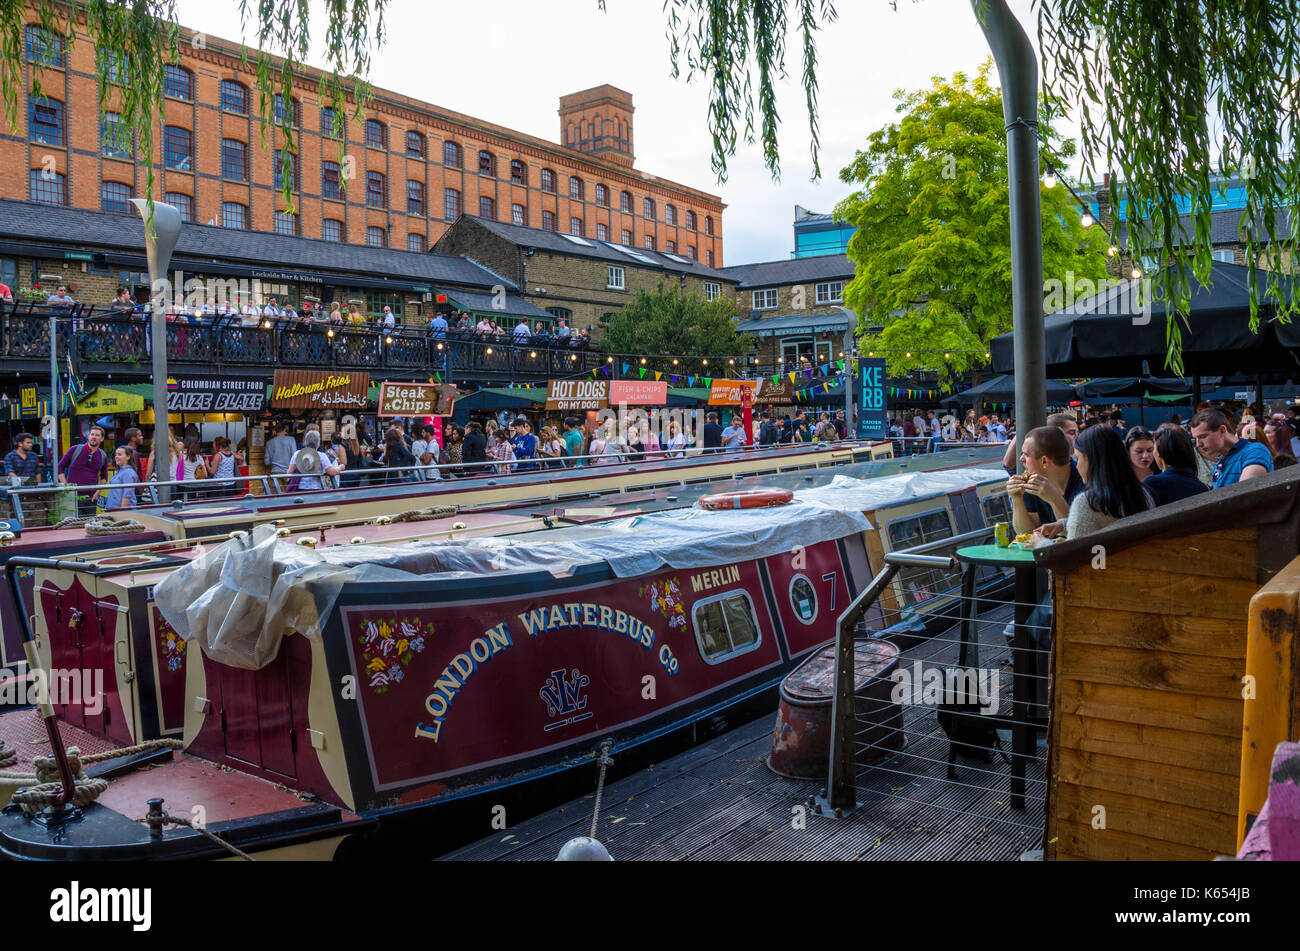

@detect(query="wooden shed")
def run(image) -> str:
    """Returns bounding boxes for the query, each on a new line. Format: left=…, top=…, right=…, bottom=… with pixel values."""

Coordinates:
left=1035, top=467, right=1300, bottom=860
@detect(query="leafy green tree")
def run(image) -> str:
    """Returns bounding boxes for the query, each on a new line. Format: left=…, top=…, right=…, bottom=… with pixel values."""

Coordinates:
left=833, top=61, right=1110, bottom=377
left=600, top=284, right=753, bottom=363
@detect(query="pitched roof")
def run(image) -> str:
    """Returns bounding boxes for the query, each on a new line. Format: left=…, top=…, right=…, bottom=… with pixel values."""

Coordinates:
left=1115, top=206, right=1294, bottom=248
left=719, top=253, right=855, bottom=289
left=457, top=215, right=733, bottom=280
left=0, top=198, right=512, bottom=290
left=736, top=310, right=852, bottom=337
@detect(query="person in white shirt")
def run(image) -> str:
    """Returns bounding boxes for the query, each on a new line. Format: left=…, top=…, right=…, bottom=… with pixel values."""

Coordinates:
left=381, top=306, right=396, bottom=330
left=912, top=412, right=926, bottom=439
left=263, top=298, right=282, bottom=318
left=665, top=420, right=687, bottom=458
left=475, top=317, right=493, bottom=337
left=513, top=320, right=531, bottom=341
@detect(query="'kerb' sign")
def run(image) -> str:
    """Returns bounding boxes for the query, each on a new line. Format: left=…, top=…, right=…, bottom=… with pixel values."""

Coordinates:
left=546, top=380, right=608, bottom=411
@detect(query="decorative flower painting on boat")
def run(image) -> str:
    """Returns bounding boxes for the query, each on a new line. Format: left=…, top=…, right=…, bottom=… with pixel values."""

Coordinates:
left=157, top=615, right=187, bottom=672
left=359, top=618, right=431, bottom=693
left=639, top=578, right=687, bottom=630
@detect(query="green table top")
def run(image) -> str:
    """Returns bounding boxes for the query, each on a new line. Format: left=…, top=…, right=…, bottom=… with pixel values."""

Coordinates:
left=955, top=543, right=1039, bottom=567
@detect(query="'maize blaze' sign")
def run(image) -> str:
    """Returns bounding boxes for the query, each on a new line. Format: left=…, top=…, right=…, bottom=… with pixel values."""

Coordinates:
left=546, top=380, right=608, bottom=411
left=166, top=377, right=267, bottom=413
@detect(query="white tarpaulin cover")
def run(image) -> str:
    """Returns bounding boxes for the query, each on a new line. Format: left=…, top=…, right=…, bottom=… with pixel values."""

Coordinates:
left=154, top=466, right=1007, bottom=670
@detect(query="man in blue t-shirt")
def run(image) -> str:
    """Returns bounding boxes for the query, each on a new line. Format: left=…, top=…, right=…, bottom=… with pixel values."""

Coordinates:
left=1191, top=407, right=1273, bottom=488
left=510, top=418, right=538, bottom=471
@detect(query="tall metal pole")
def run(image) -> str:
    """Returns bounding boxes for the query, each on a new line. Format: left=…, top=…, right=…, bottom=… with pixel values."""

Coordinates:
left=842, top=325, right=855, bottom=435
left=974, top=0, right=1045, bottom=467
left=48, top=311, right=59, bottom=469
left=130, top=199, right=182, bottom=497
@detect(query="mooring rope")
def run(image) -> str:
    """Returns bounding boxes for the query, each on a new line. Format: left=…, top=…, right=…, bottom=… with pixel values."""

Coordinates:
left=589, top=740, right=615, bottom=840
left=141, top=811, right=255, bottom=861
left=391, top=505, right=459, bottom=523
left=54, top=515, right=148, bottom=535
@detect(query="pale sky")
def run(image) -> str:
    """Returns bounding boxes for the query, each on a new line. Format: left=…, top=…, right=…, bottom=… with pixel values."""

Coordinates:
left=174, top=0, right=1045, bottom=267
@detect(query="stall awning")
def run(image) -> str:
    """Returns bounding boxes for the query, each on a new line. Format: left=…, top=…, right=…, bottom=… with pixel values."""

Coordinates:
left=438, top=288, right=553, bottom=322
left=736, top=310, right=852, bottom=339
left=74, top=386, right=148, bottom=415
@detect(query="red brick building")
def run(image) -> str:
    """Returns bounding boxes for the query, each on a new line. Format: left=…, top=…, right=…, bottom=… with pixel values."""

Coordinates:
left=6, top=9, right=725, bottom=263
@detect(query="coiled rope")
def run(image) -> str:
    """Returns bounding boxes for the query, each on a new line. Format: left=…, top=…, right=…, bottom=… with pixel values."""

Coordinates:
left=54, top=515, right=148, bottom=536
left=1, top=739, right=184, bottom=813
left=391, top=505, right=458, bottom=523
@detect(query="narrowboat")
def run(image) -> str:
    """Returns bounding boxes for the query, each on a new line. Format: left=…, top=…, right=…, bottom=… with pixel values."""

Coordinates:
left=0, top=449, right=1009, bottom=859
left=0, top=438, right=891, bottom=688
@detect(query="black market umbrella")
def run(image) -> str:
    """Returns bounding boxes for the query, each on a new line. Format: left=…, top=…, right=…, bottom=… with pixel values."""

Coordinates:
left=940, top=374, right=1076, bottom=407
left=990, top=261, right=1300, bottom=378
left=1074, top=377, right=1193, bottom=400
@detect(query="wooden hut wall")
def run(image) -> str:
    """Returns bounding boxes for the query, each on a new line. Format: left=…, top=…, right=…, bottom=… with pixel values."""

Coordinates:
left=1045, top=526, right=1260, bottom=861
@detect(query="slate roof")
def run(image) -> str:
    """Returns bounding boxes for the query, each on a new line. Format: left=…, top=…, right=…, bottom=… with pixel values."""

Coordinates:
left=0, top=198, right=513, bottom=290
left=458, top=215, right=733, bottom=281
left=437, top=287, right=552, bottom=319
left=736, top=310, right=852, bottom=337
left=1115, top=206, right=1294, bottom=249
left=719, top=253, right=855, bottom=289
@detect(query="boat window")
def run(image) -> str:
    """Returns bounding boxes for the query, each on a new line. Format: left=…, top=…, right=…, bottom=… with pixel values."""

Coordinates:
left=790, top=574, right=817, bottom=625
left=886, top=507, right=961, bottom=608
left=693, top=591, right=761, bottom=663
left=981, top=491, right=1011, bottom=525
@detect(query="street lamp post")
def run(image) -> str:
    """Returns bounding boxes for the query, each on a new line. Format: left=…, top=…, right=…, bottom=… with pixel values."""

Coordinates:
left=129, top=200, right=183, bottom=498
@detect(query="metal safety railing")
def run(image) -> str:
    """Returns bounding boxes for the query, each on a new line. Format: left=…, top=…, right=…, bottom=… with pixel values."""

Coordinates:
left=0, top=437, right=882, bottom=528
left=812, top=525, right=1048, bottom=847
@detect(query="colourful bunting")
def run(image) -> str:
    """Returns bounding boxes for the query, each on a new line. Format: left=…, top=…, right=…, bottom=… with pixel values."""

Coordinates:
left=671, top=374, right=679, bottom=385
left=654, top=371, right=662, bottom=381
left=622, top=363, right=630, bottom=374
left=638, top=367, right=647, bottom=379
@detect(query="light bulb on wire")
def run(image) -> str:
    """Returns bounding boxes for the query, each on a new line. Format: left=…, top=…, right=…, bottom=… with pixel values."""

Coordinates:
left=1043, top=171, right=1057, bottom=189
left=1080, top=212, right=1094, bottom=228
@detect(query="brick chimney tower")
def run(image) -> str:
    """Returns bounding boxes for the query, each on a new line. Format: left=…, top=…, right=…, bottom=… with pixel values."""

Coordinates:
left=559, top=85, right=634, bottom=166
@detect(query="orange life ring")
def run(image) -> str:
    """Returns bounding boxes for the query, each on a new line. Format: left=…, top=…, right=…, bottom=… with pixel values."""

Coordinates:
left=697, top=488, right=794, bottom=510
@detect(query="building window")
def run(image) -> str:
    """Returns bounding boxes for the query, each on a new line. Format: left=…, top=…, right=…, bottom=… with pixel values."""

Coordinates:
left=596, top=223, right=609, bottom=241
left=443, top=141, right=461, bottom=168
left=480, top=196, right=496, bottom=218
left=29, top=96, right=63, bottom=146
left=511, top=203, right=525, bottom=226
left=273, top=150, right=298, bottom=191
left=165, top=192, right=193, bottom=222
left=541, top=210, right=556, bottom=231
left=320, top=106, right=340, bottom=138
left=220, top=80, right=247, bottom=114
left=620, top=190, right=633, bottom=213
left=366, top=171, right=386, bottom=208
left=407, top=233, right=425, bottom=252
left=621, top=228, right=632, bottom=245
left=100, top=111, right=130, bottom=158
left=545, top=307, right=572, bottom=323
left=479, top=150, right=496, bottom=177
left=273, top=94, right=299, bottom=127
left=406, top=130, right=425, bottom=159
left=753, top=289, right=778, bottom=310
left=569, top=176, right=584, bottom=199
left=666, top=204, right=677, bottom=225
left=29, top=169, right=65, bottom=205
left=444, top=187, right=460, bottom=220
left=221, top=139, right=247, bottom=181
left=1212, top=249, right=1235, bottom=263
left=705, top=282, right=720, bottom=301
left=99, top=50, right=128, bottom=85
left=322, top=219, right=343, bottom=242
left=274, top=211, right=298, bottom=236
left=101, top=181, right=132, bottom=214
left=707, top=250, right=715, bottom=267
left=222, top=202, right=247, bottom=229
left=643, top=197, right=655, bottom=218
left=594, top=184, right=608, bottom=207
left=705, top=216, right=714, bottom=235
left=607, top=266, right=625, bottom=290
left=163, top=126, right=192, bottom=171
left=692, top=591, right=761, bottom=663
left=510, top=159, right=526, bottom=185
left=25, top=25, right=64, bottom=66
left=366, top=226, right=386, bottom=248
left=643, top=234, right=655, bottom=251
left=540, top=168, right=556, bottom=193
left=570, top=216, right=583, bottom=236
left=321, top=161, right=341, bottom=200
left=163, top=64, right=192, bottom=100
left=688, top=246, right=698, bottom=260
left=816, top=281, right=844, bottom=304
left=685, top=210, right=696, bottom=231
left=407, top=180, right=425, bottom=215
left=887, top=509, right=959, bottom=605
left=666, top=240, right=676, bottom=253
left=364, top=119, right=386, bottom=149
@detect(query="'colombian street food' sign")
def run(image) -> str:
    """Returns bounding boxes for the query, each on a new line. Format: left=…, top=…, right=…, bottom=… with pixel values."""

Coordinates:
left=272, top=370, right=370, bottom=409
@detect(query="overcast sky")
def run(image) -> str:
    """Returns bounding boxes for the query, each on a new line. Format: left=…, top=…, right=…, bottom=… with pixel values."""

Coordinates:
left=175, top=0, right=1044, bottom=267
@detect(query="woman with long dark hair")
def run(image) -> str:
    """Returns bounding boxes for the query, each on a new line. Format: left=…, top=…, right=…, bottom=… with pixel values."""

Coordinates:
left=1125, top=427, right=1159, bottom=482
left=1065, top=424, right=1152, bottom=538
left=1145, top=426, right=1210, bottom=506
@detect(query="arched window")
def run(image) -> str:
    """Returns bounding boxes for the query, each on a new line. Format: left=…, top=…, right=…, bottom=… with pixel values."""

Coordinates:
left=25, top=25, right=64, bottom=66
left=101, top=182, right=133, bottom=213
left=163, top=126, right=192, bottom=170
left=222, top=202, right=247, bottom=229
left=620, top=190, right=633, bottom=213
left=443, top=141, right=461, bottom=168
left=478, top=150, right=496, bottom=177
left=322, top=161, right=341, bottom=200
left=643, top=197, right=656, bottom=219
left=406, top=130, right=425, bottom=158
left=444, top=187, right=461, bottom=220
left=322, top=219, right=343, bottom=242
left=221, top=139, right=247, bottom=181
left=366, top=226, right=387, bottom=248
left=684, top=209, right=696, bottom=231
left=366, top=171, right=386, bottom=208
left=320, top=106, right=340, bottom=138
left=479, top=196, right=496, bottom=218
left=274, top=94, right=299, bottom=127
left=274, top=212, right=298, bottom=236
left=540, top=168, right=556, bottom=193
left=541, top=210, right=556, bottom=231
left=220, top=80, right=247, bottom=114
left=273, top=150, right=297, bottom=190
left=666, top=204, right=677, bottom=225
left=705, top=215, right=714, bottom=235
left=163, top=64, right=192, bottom=100
left=407, top=180, right=425, bottom=215
left=594, top=184, right=608, bottom=207
left=510, top=159, right=526, bottom=185
left=569, top=176, right=584, bottom=199
left=28, top=96, right=63, bottom=146
left=365, top=119, right=386, bottom=149
left=101, top=111, right=131, bottom=158
left=164, top=192, right=193, bottom=221
left=407, top=233, right=426, bottom=252
left=29, top=169, right=65, bottom=205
